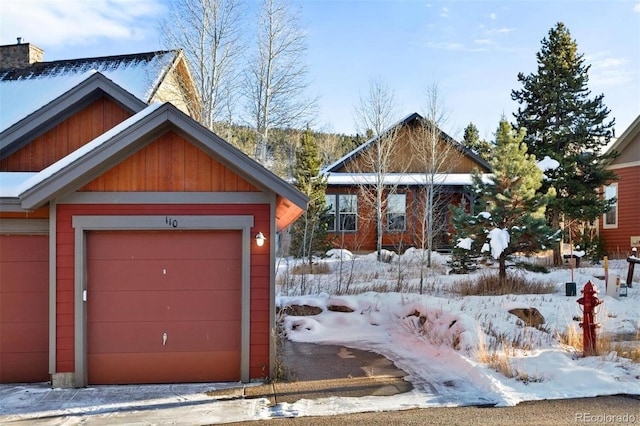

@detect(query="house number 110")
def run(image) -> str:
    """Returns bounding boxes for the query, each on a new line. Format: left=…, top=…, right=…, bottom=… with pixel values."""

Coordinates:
left=165, top=216, right=179, bottom=228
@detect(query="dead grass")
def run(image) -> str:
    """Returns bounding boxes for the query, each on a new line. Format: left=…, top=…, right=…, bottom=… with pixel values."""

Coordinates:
left=556, top=323, right=583, bottom=352
left=453, top=272, right=556, bottom=296
left=290, top=262, right=331, bottom=275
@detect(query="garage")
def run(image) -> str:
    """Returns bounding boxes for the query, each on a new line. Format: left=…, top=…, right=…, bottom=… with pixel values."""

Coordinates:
left=0, top=234, right=49, bottom=383
left=86, top=230, right=242, bottom=384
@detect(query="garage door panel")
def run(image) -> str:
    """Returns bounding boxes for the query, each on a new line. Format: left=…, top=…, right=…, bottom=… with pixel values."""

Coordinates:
left=0, top=262, right=48, bottom=292
left=88, top=259, right=240, bottom=291
left=0, top=321, right=49, bottom=352
left=89, top=320, right=241, bottom=353
left=88, top=351, right=240, bottom=384
left=0, top=237, right=48, bottom=261
left=86, top=230, right=243, bottom=384
left=1, top=290, right=48, bottom=321
left=88, top=290, right=241, bottom=322
left=87, top=231, right=241, bottom=261
left=0, top=234, right=49, bottom=384
left=0, top=353, right=49, bottom=383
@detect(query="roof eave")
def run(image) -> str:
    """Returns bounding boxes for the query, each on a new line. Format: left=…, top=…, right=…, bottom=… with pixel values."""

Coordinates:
left=0, top=72, right=147, bottom=159
left=18, top=103, right=309, bottom=214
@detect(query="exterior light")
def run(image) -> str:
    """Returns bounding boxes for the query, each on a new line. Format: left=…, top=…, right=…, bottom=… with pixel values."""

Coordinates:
left=255, top=232, right=266, bottom=247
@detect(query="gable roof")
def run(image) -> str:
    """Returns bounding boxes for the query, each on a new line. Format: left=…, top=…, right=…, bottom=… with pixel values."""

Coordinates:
left=3, top=102, right=307, bottom=230
left=605, top=114, right=640, bottom=159
left=0, top=50, right=182, bottom=133
left=0, top=72, right=147, bottom=158
left=322, top=112, right=491, bottom=174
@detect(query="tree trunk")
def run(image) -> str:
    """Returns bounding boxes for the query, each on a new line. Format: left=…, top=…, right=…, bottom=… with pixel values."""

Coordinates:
left=552, top=211, right=562, bottom=266
left=499, top=255, right=507, bottom=284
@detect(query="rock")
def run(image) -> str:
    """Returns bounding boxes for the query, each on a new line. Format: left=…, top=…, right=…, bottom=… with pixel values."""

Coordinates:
left=279, top=304, right=323, bottom=316
left=327, top=304, right=354, bottom=313
left=508, top=307, right=545, bottom=327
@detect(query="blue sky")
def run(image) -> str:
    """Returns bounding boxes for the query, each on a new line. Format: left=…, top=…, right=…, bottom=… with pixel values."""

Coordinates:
left=1, top=0, right=638, bottom=140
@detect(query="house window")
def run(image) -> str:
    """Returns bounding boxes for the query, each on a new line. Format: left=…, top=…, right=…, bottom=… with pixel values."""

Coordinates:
left=338, top=194, right=358, bottom=231
left=386, top=193, right=406, bottom=231
left=325, top=194, right=336, bottom=232
left=603, top=183, right=618, bottom=228
left=325, top=194, right=357, bottom=232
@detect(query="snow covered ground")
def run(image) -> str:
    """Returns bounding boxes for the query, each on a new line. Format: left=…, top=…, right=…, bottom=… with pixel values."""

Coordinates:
left=2, top=250, right=639, bottom=424
left=277, top=249, right=640, bottom=410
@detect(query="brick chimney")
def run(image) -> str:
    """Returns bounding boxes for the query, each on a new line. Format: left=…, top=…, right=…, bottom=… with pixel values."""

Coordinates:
left=0, top=38, right=44, bottom=70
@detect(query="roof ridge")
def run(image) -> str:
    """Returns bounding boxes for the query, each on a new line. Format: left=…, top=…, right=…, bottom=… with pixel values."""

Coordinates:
left=29, top=50, right=178, bottom=67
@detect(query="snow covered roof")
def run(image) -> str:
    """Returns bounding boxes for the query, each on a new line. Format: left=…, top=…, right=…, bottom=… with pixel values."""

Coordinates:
left=0, top=50, right=180, bottom=132
left=0, top=72, right=147, bottom=156
left=1, top=102, right=308, bottom=230
left=325, top=172, right=492, bottom=186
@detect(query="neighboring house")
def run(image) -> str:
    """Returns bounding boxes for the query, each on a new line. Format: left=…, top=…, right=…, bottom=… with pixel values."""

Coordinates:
left=0, top=41, right=307, bottom=387
left=321, top=113, right=491, bottom=253
left=599, top=114, right=640, bottom=256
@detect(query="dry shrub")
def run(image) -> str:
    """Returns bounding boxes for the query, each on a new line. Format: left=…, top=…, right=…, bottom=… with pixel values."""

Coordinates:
left=613, top=344, right=640, bottom=363
left=453, top=272, right=556, bottom=296
left=556, top=323, right=583, bottom=352
left=290, top=262, right=331, bottom=275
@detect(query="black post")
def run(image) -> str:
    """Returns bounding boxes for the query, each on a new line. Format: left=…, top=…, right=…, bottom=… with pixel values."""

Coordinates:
left=626, top=257, right=639, bottom=289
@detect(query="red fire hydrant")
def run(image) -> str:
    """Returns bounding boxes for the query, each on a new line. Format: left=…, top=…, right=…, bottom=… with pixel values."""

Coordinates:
left=577, top=281, right=603, bottom=356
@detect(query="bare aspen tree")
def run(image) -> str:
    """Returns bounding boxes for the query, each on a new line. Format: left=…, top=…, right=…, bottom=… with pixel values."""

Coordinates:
left=243, top=0, right=317, bottom=165
left=410, top=84, right=457, bottom=287
left=352, top=79, right=403, bottom=261
left=159, top=0, right=245, bottom=133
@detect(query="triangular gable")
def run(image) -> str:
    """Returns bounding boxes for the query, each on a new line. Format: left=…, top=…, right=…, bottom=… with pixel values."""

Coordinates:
left=0, top=72, right=146, bottom=159
left=16, top=102, right=307, bottom=230
left=322, top=112, right=491, bottom=174
left=605, top=114, right=640, bottom=166
left=79, top=130, right=259, bottom=192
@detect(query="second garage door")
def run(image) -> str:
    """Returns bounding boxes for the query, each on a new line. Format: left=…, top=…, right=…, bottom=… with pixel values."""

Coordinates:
left=86, top=230, right=242, bottom=384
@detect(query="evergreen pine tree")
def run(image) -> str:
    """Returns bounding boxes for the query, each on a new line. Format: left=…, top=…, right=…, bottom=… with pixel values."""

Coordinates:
left=447, top=201, right=482, bottom=274
left=511, top=22, right=617, bottom=264
left=462, top=122, right=493, bottom=161
left=289, top=128, right=332, bottom=263
left=452, top=120, right=558, bottom=283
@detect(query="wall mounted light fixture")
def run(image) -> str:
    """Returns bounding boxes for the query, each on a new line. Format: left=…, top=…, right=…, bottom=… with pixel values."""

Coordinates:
left=255, top=232, right=266, bottom=247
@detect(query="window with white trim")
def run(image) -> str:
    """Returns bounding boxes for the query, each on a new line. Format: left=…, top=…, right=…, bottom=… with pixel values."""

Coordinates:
left=338, top=194, right=357, bottom=231
left=325, top=194, right=336, bottom=232
left=603, top=183, right=618, bottom=228
left=386, top=193, right=406, bottom=231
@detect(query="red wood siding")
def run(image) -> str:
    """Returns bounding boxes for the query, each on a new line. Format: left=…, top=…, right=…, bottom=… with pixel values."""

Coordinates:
left=326, top=187, right=459, bottom=252
left=600, top=165, right=640, bottom=256
left=86, top=230, right=242, bottom=384
left=0, top=235, right=49, bottom=383
left=55, top=203, right=271, bottom=380
left=0, top=98, right=131, bottom=172
left=80, top=131, right=259, bottom=192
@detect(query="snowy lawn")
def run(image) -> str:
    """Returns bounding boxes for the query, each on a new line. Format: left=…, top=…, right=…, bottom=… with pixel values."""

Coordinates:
left=277, top=249, right=640, bottom=408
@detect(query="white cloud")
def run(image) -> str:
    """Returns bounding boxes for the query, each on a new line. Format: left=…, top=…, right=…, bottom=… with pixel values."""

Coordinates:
left=634, top=2, right=640, bottom=13
left=0, top=0, right=165, bottom=47
left=489, top=13, right=497, bottom=20
left=587, top=52, right=636, bottom=87
left=440, top=7, right=449, bottom=18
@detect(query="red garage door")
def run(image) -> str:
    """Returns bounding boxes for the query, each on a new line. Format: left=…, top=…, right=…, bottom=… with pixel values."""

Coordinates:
left=0, top=234, right=49, bottom=383
left=86, top=230, right=242, bottom=384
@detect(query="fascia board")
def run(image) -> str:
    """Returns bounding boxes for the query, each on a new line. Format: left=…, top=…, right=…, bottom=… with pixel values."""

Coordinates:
left=19, top=103, right=308, bottom=212
left=19, top=108, right=170, bottom=210
left=165, top=107, right=309, bottom=210
left=1, top=73, right=147, bottom=158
